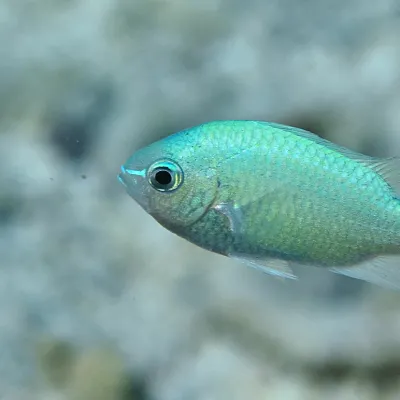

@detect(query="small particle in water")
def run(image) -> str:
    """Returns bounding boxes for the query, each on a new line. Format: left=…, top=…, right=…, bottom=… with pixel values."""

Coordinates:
left=81, top=174, right=87, bottom=179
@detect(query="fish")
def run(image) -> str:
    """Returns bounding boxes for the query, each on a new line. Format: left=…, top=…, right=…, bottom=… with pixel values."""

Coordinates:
left=118, top=120, right=400, bottom=290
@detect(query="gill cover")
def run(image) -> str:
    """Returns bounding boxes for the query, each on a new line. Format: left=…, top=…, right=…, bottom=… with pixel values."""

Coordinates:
left=146, top=159, right=219, bottom=228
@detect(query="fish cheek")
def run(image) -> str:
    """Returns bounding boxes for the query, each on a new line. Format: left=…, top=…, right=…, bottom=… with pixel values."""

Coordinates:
left=175, top=176, right=219, bottom=225
left=169, top=166, right=217, bottom=223
left=148, top=182, right=216, bottom=229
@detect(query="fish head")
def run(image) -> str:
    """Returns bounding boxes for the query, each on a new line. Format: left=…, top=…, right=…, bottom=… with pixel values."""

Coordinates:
left=118, top=132, right=219, bottom=229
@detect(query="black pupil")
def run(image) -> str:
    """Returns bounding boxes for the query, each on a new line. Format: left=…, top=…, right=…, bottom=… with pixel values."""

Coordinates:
left=155, top=169, right=172, bottom=186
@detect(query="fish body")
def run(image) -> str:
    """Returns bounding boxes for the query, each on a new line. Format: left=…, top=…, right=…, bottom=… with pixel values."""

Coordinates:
left=118, top=120, right=400, bottom=289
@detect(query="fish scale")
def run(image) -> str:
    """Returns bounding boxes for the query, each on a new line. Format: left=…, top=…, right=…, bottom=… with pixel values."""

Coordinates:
left=119, top=120, right=400, bottom=289
left=218, top=129, right=385, bottom=260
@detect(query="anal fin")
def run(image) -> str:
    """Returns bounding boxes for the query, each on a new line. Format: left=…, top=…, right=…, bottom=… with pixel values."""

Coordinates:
left=330, top=255, right=400, bottom=290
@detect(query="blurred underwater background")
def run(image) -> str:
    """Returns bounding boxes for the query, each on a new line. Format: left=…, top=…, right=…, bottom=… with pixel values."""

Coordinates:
left=2, top=0, right=400, bottom=399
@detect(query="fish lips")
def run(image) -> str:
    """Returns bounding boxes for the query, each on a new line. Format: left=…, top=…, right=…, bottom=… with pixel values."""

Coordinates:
left=118, top=164, right=150, bottom=209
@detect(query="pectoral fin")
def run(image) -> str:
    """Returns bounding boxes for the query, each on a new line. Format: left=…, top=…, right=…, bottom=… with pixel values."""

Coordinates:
left=213, top=202, right=244, bottom=233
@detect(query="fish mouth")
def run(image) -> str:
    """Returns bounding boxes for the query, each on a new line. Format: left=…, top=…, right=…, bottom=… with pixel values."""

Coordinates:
left=118, top=165, right=129, bottom=188
left=118, top=164, right=148, bottom=197
left=118, top=164, right=151, bottom=211
left=118, top=174, right=126, bottom=187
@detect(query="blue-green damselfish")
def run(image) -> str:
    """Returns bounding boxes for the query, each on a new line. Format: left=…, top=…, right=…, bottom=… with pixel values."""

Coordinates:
left=118, top=120, right=400, bottom=289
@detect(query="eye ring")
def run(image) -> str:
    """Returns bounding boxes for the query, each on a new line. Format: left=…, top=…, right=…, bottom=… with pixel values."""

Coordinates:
left=148, top=160, right=183, bottom=192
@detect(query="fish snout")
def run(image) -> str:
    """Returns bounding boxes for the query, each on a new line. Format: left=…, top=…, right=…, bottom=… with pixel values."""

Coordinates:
left=118, top=165, right=130, bottom=187
left=118, top=164, right=147, bottom=194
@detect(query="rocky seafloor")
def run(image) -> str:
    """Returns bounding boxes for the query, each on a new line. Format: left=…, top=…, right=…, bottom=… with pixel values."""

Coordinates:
left=2, top=0, right=400, bottom=399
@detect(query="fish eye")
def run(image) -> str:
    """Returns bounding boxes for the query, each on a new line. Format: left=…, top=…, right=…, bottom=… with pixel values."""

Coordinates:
left=148, top=160, right=183, bottom=192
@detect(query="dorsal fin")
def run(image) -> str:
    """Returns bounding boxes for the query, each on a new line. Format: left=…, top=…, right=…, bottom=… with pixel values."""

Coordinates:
left=258, top=121, right=372, bottom=162
left=365, top=157, right=400, bottom=197
left=256, top=121, right=400, bottom=198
